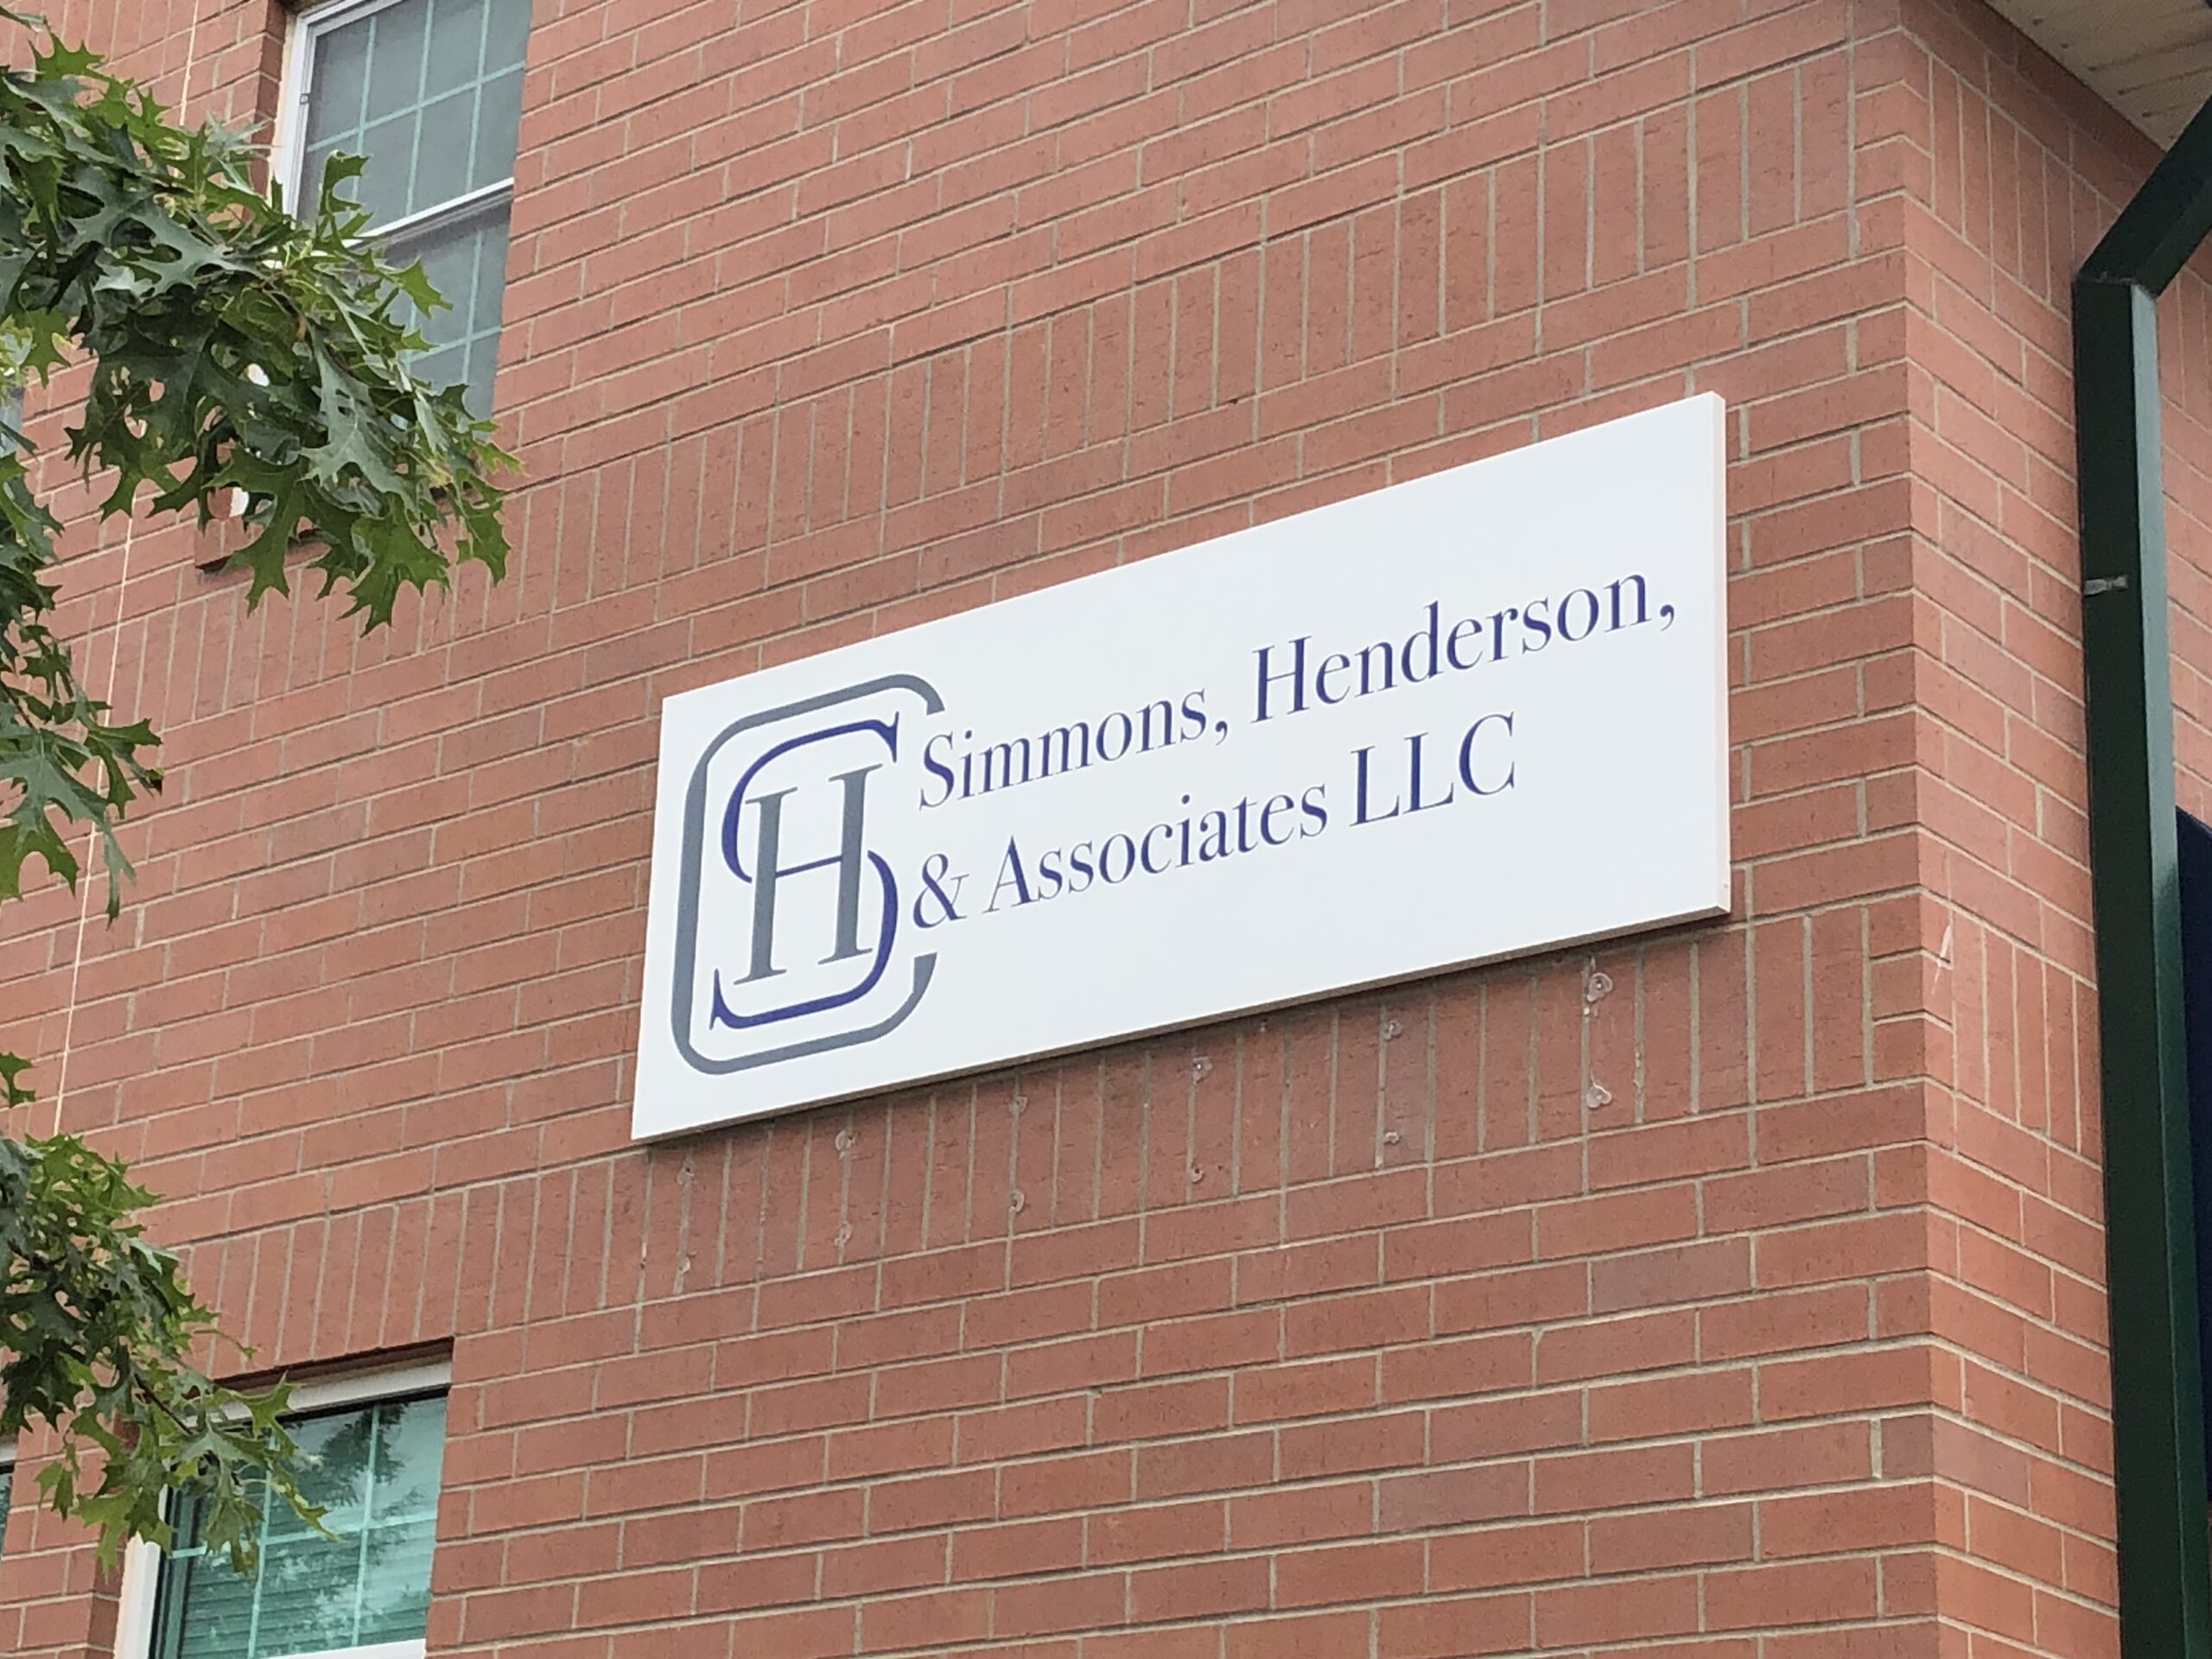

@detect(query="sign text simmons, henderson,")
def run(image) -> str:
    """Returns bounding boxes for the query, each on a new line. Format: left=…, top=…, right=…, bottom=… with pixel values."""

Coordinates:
left=907, top=572, right=1675, bottom=924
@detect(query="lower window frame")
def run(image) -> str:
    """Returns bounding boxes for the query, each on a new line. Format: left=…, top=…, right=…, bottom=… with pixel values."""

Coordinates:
left=112, top=1358, right=452, bottom=1659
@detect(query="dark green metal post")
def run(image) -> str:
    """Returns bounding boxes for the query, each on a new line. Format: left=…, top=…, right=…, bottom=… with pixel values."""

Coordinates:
left=2076, top=276, right=2211, bottom=1659
left=2075, top=92, right=2212, bottom=1659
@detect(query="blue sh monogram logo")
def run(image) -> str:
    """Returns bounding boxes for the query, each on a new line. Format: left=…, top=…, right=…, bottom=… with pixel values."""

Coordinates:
left=671, top=676, right=941, bottom=1075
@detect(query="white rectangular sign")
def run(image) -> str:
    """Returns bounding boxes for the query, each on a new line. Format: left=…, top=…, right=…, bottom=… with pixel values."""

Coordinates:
left=633, top=394, right=1729, bottom=1139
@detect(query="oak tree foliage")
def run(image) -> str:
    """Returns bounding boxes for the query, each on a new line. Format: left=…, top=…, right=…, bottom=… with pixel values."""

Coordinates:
left=0, top=12, right=511, bottom=1569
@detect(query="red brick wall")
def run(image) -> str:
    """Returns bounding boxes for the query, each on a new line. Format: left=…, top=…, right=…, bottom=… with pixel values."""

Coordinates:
left=0, top=0, right=2190, bottom=1653
left=1875, top=3, right=2138, bottom=1650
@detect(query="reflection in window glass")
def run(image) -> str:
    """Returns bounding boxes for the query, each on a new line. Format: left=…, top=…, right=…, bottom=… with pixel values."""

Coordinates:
left=149, top=1394, right=447, bottom=1659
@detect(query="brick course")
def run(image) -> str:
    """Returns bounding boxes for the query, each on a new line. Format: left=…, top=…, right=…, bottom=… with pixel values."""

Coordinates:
left=0, top=0, right=2197, bottom=1654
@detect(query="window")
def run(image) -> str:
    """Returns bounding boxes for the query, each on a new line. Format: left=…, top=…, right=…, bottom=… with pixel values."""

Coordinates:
left=282, top=0, right=531, bottom=415
left=0, top=1440, right=14, bottom=1560
left=116, top=1364, right=450, bottom=1659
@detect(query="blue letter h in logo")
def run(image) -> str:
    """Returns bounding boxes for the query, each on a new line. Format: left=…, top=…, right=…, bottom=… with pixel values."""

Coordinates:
left=736, top=766, right=874, bottom=982
left=711, top=724, right=899, bottom=1030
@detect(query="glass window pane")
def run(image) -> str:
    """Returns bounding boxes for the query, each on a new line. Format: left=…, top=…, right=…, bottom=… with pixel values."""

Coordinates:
left=471, top=225, right=510, bottom=339
left=152, top=1535, right=259, bottom=1658
left=354, top=1521, right=439, bottom=1645
left=355, top=111, right=416, bottom=224
left=0, top=1462, right=12, bottom=1558
left=462, top=349, right=496, bottom=423
left=304, top=21, right=369, bottom=149
left=395, top=219, right=479, bottom=349
left=240, top=1530, right=367, bottom=1656
left=150, top=1395, right=448, bottom=1659
left=372, top=1397, right=448, bottom=1522
left=486, top=0, right=531, bottom=72
left=364, top=0, right=429, bottom=124
left=473, top=66, right=524, bottom=187
left=299, top=139, right=341, bottom=208
left=412, top=88, right=475, bottom=210
left=424, top=0, right=488, bottom=98
left=386, top=197, right=512, bottom=416
left=461, top=226, right=508, bottom=417
left=289, top=1405, right=381, bottom=1529
left=414, top=341, right=467, bottom=389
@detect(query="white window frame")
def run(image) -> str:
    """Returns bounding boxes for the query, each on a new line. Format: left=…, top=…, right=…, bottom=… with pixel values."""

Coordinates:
left=271, top=0, right=519, bottom=245
left=114, top=1358, right=453, bottom=1659
left=0, top=1432, right=16, bottom=1554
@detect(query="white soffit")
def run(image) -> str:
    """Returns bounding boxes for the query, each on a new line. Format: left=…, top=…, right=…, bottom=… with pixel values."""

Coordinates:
left=1984, top=0, right=2212, bottom=145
